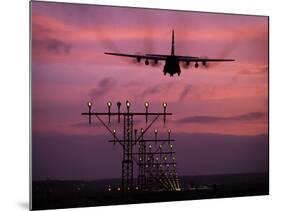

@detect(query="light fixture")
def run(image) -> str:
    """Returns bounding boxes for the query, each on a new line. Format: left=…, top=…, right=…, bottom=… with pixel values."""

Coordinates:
left=107, top=101, right=112, bottom=123
left=87, top=101, right=93, bottom=124
left=126, top=100, right=131, bottom=113
left=88, top=101, right=93, bottom=108
left=144, top=101, right=149, bottom=125
left=163, top=102, right=167, bottom=126
left=144, top=101, right=149, bottom=108
left=140, top=128, right=144, bottom=140
left=117, top=101, right=121, bottom=108
left=113, top=129, right=116, bottom=144
left=126, top=100, right=131, bottom=108
left=168, top=129, right=171, bottom=141
left=117, top=101, right=121, bottom=123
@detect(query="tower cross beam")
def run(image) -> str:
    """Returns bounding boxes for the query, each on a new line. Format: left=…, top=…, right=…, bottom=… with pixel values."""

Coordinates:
left=81, top=112, right=172, bottom=116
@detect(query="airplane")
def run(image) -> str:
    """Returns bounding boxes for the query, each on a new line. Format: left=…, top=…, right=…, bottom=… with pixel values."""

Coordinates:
left=104, top=30, right=235, bottom=76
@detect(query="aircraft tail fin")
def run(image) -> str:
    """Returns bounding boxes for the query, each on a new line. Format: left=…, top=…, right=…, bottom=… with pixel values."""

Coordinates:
left=171, top=30, right=175, bottom=55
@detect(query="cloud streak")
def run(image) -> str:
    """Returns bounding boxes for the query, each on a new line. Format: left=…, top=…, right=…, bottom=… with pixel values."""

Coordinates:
left=138, top=82, right=174, bottom=98
left=178, top=84, right=193, bottom=101
left=176, top=112, right=267, bottom=124
left=33, top=38, right=72, bottom=54
left=89, top=77, right=117, bottom=99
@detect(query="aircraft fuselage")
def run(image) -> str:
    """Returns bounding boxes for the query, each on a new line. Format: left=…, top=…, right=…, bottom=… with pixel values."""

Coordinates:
left=163, top=56, right=181, bottom=76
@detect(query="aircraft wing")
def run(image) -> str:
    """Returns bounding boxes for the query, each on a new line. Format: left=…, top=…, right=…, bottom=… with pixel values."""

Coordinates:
left=177, top=57, right=235, bottom=62
left=104, top=52, right=167, bottom=60
left=146, top=54, right=199, bottom=59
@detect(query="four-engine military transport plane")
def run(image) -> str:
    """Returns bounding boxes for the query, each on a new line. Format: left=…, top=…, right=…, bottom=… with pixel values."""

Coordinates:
left=105, top=30, right=235, bottom=76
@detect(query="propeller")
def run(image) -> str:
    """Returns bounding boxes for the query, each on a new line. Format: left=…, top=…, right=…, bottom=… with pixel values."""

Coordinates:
left=181, top=61, right=190, bottom=69
left=199, top=56, right=209, bottom=68
left=125, top=52, right=144, bottom=66
left=150, top=59, right=161, bottom=67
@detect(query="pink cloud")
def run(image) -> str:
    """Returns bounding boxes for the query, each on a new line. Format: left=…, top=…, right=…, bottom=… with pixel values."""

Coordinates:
left=31, top=6, right=268, bottom=137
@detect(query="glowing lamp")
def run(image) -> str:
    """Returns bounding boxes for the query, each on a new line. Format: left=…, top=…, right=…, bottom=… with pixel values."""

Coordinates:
left=126, top=100, right=131, bottom=113
left=168, top=129, right=171, bottom=141
left=126, top=100, right=131, bottom=108
left=144, top=102, right=149, bottom=108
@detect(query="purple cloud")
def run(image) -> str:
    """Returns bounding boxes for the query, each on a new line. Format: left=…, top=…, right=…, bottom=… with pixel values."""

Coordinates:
left=89, top=77, right=117, bottom=99
left=33, top=38, right=72, bottom=53
left=176, top=112, right=267, bottom=124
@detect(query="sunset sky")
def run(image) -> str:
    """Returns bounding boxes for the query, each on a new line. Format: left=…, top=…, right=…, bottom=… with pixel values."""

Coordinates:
left=32, top=1, right=268, bottom=180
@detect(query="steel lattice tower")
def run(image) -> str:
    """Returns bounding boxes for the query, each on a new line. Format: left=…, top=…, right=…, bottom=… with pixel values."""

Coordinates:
left=82, top=100, right=181, bottom=192
left=122, top=114, right=134, bottom=191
